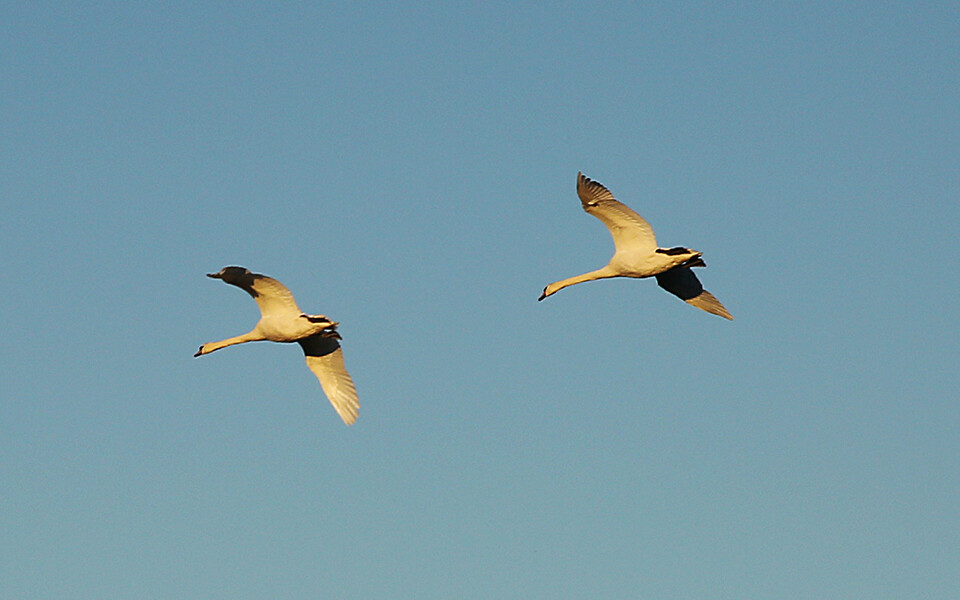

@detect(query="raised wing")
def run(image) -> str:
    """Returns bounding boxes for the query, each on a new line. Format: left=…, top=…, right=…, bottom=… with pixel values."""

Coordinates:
left=577, top=172, right=658, bottom=255
left=655, top=266, right=733, bottom=320
left=299, top=334, right=360, bottom=425
left=213, top=267, right=303, bottom=318
left=246, top=274, right=304, bottom=317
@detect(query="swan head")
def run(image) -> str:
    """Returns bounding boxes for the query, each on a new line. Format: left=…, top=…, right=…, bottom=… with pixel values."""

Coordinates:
left=207, top=266, right=252, bottom=285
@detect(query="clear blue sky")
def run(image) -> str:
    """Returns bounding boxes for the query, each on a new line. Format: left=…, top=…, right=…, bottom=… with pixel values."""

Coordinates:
left=2, top=2, right=958, bottom=598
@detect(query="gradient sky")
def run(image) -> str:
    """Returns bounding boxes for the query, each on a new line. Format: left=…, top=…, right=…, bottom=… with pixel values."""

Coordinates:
left=2, top=2, right=958, bottom=598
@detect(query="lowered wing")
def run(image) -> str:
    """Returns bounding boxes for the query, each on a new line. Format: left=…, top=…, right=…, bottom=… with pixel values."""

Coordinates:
left=655, top=266, right=733, bottom=320
left=299, top=333, right=360, bottom=425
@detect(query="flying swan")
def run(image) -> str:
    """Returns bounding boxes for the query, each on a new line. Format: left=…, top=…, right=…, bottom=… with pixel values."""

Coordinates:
left=539, top=173, right=733, bottom=320
left=194, top=266, right=360, bottom=425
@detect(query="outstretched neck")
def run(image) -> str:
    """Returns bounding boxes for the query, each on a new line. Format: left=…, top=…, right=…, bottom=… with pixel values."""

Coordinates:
left=539, top=266, right=619, bottom=300
left=195, top=330, right=265, bottom=357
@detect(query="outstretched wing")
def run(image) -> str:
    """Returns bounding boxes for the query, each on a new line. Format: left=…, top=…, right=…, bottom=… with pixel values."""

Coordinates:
left=215, top=267, right=303, bottom=318
left=655, top=267, right=733, bottom=320
left=299, top=333, right=360, bottom=425
left=577, top=172, right=658, bottom=255
left=245, top=274, right=304, bottom=318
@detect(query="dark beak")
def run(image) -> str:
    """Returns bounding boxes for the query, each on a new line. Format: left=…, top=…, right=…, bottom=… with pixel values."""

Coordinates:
left=206, top=273, right=221, bottom=279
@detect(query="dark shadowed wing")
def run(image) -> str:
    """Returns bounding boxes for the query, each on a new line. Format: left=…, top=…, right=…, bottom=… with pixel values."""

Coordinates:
left=655, top=267, right=733, bottom=320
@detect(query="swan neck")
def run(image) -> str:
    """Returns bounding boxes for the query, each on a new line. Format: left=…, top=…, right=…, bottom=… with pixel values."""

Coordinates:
left=202, top=330, right=263, bottom=353
left=546, top=266, right=618, bottom=297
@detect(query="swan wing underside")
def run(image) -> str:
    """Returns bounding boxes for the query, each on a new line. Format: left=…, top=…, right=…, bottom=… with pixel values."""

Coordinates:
left=246, top=274, right=303, bottom=318
left=299, top=335, right=360, bottom=425
left=577, top=172, right=658, bottom=255
left=219, top=269, right=303, bottom=318
left=655, top=267, right=733, bottom=320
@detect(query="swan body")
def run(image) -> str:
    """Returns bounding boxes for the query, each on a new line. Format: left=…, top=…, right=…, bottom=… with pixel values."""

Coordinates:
left=539, top=173, right=733, bottom=320
left=194, top=266, right=360, bottom=425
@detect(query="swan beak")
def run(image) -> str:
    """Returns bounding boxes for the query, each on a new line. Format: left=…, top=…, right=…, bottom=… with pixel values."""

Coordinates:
left=194, top=346, right=204, bottom=357
left=206, top=272, right=221, bottom=279
left=538, top=288, right=548, bottom=301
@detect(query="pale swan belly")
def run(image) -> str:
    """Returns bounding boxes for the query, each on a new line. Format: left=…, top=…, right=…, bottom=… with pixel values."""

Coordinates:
left=609, top=252, right=682, bottom=278
left=257, top=315, right=326, bottom=342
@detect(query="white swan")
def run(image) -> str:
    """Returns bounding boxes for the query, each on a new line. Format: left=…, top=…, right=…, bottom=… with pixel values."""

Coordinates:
left=194, top=266, right=360, bottom=425
left=539, top=173, right=733, bottom=320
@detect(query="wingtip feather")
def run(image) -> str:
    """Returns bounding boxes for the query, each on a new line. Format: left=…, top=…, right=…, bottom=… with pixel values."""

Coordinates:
left=685, top=290, right=734, bottom=320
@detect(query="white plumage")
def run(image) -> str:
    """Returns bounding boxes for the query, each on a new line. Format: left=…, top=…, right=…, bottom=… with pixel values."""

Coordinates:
left=539, top=173, right=733, bottom=320
left=194, top=266, right=360, bottom=425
